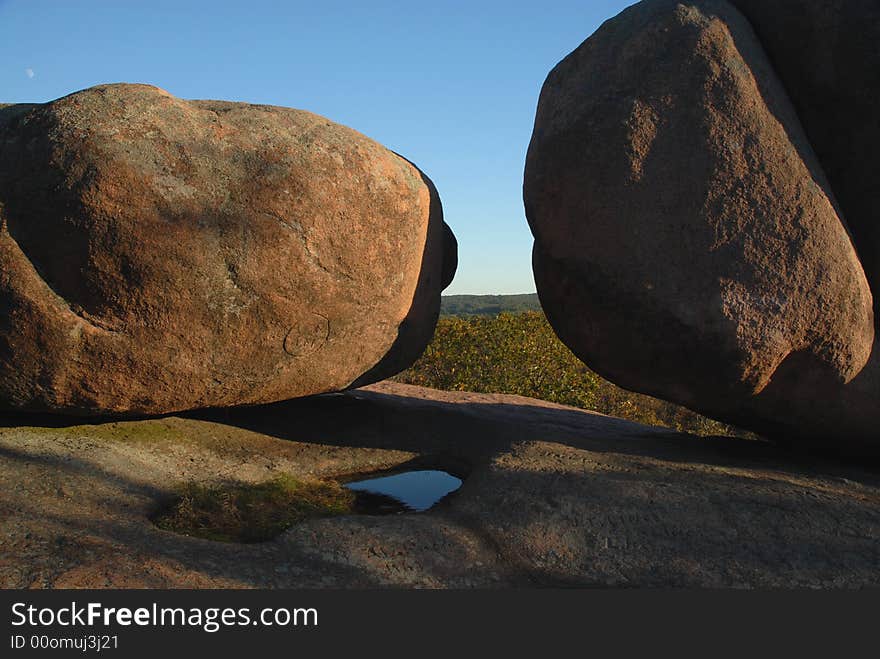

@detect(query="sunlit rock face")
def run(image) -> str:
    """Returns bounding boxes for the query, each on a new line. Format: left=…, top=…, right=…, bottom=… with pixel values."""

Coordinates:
left=524, top=0, right=878, bottom=449
left=729, top=0, right=880, bottom=310
left=0, top=83, right=457, bottom=415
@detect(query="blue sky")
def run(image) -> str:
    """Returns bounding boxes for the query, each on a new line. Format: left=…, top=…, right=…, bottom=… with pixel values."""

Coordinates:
left=0, top=0, right=633, bottom=294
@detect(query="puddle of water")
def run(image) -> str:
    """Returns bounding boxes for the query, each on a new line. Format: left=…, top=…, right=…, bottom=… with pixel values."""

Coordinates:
left=344, top=469, right=462, bottom=513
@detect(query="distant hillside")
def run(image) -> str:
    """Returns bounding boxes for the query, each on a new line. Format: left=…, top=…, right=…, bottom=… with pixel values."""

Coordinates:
left=440, top=294, right=541, bottom=316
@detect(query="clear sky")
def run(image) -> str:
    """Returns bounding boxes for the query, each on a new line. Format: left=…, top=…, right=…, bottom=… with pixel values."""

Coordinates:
left=0, top=0, right=633, bottom=294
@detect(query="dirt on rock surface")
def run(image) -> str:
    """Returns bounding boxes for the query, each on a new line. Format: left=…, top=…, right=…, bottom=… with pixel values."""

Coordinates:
left=1, top=382, right=877, bottom=588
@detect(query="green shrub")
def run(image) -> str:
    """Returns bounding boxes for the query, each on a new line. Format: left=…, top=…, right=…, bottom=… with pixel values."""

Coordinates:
left=395, top=311, right=750, bottom=438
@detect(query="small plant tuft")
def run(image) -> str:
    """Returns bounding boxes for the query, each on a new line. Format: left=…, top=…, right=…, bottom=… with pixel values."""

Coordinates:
left=152, top=474, right=356, bottom=543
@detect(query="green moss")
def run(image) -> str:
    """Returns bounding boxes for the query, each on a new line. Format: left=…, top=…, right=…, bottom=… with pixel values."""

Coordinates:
left=152, top=474, right=356, bottom=543
left=78, top=420, right=182, bottom=443
left=8, top=418, right=196, bottom=446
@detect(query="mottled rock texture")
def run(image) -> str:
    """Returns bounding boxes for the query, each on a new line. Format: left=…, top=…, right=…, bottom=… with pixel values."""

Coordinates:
left=524, top=0, right=878, bottom=448
left=730, top=0, right=880, bottom=309
left=0, top=84, right=456, bottom=415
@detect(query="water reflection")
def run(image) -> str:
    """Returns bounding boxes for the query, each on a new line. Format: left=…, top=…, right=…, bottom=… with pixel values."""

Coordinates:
left=345, top=469, right=462, bottom=512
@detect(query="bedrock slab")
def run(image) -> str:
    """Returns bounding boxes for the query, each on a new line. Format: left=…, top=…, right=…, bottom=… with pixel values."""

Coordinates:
left=1, top=383, right=877, bottom=589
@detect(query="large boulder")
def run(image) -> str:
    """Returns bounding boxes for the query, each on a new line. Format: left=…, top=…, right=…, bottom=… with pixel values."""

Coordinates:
left=729, top=0, right=880, bottom=313
left=0, top=83, right=457, bottom=415
left=524, top=0, right=878, bottom=447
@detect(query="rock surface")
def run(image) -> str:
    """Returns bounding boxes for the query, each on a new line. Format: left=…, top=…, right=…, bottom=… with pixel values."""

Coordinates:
left=524, top=0, right=877, bottom=447
left=0, top=84, right=456, bottom=415
left=1, top=382, right=878, bottom=588
left=729, top=0, right=880, bottom=309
